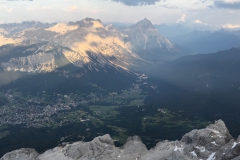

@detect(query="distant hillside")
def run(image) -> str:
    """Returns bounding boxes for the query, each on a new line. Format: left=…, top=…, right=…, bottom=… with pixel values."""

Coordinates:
left=148, top=48, right=240, bottom=137
left=155, top=25, right=240, bottom=54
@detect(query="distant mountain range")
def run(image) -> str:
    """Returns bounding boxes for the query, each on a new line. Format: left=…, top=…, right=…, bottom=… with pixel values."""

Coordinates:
left=1, top=18, right=240, bottom=159
left=0, top=19, right=239, bottom=119
left=0, top=46, right=240, bottom=158
left=0, top=18, right=184, bottom=77
left=147, top=47, right=240, bottom=138
left=121, top=19, right=181, bottom=61
left=0, top=21, right=56, bottom=37
left=155, top=24, right=240, bottom=54
left=172, top=30, right=240, bottom=54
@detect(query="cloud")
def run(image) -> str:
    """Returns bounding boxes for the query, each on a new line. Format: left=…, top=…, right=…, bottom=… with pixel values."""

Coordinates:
left=0, top=0, right=33, bottom=2
left=7, top=7, right=13, bottom=12
left=194, top=19, right=208, bottom=26
left=176, top=14, right=186, bottom=23
left=214, top=1, right=240, bottom=9
left=111, top=0, right=160, bottom=6
left=41, top=6, right=52, bottom=10
left=200, top=0, right=208, bottom=3
left=65, top=6, right=79, bottom=12
left=160, top=4, right=179, bottom=9
left=194, top=20, right=202, bottom=24
left=2, top=0, right=33, bottom=1
left=222, top=23, right=240, bottom=29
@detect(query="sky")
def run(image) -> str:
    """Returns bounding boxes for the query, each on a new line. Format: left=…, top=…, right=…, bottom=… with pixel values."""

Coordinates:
left=0, top=0, right=240, bottom=30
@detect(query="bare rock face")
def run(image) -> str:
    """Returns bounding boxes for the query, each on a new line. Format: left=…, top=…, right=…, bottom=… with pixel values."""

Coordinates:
left=0, top=18, right=144, bottom=74
left=181, top=120, right=233, bottom=159
left=1, top=120, right=240, bottom=160
left=1, top=51, right=56, bottom=72
left=0, top=149, right=38, bottom=160
left=1, top=134, right=147, bottom=160
left=122, top=18, right=176, bottom=53
left=123, top=136, right=148, bottom=153
left=0, top=18, right=182, bottom=74
left=37, top=134, right=148, bottom=160
left=221, top=143, right=240, bottom=160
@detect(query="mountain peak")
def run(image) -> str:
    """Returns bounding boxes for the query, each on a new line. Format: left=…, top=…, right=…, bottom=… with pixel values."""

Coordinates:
left=84, top=17, right=102, bottom=23
left=122, top=18, right=178, bottom=57
left=70, top=18, right=104, bottom=28
left=134, top=18, right=154, bottom=29
left=141, top=18, right=151, bottom=23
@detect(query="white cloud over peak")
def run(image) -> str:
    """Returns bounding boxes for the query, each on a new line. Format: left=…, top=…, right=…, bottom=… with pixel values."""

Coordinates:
left=41, top=6, right=52, bottom=10
left=176, top=14, right=186, bottom=23
left=67, top=6, right=79, bottom=11
left=111, top=0, right=161, bottom=6
left=222, top=23, right=240, bottom=29
left=7, top=7, right=13, bottom=12
left=194, top=20, right=202, bottom=24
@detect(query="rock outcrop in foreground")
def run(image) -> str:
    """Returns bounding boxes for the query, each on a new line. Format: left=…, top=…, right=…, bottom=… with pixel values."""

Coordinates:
left=1, top=120, right=240, bottom=160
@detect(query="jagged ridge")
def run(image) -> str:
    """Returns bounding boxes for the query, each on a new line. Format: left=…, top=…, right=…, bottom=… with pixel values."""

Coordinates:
left=0, top=18, right=182, bottom=74
left=1, top=120, right=240, bottom=160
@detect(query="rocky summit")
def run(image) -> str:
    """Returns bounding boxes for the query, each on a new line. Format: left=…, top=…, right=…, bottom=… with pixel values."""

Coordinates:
left=1, top=120, right=240, bottom=160
left=0, top=18, right=183, bottom=75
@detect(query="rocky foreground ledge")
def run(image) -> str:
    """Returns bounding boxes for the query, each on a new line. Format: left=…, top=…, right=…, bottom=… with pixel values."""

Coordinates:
left=1, top=120, right=240, bottom=160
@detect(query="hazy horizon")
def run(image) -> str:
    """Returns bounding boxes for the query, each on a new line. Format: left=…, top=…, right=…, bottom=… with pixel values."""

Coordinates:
left=0, top=0, right=240, bottom=31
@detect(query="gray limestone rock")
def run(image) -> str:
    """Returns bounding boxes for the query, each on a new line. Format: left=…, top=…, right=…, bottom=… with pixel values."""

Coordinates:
left=0, top=148, right=38, bottom=160
left=1, top=119, right=240, bottom=160
left=214, top=139, right=235, bottom=160
left=122, top=136, right=148, bottom=154
left=222, top=143, right=240, bottom=160
left=232, top=156, right=240, bottom=160
left=237, top=136, right=240, bottom=143
left=37, top=134, right=148, bottom=160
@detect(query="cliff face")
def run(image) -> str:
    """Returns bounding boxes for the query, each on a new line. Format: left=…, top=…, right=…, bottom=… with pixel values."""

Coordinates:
left=0, top=18, right=183, bottom=74
left=1, top=120, right=240, bottom=160
left=0, top=43, right=76, bottom=73
left=0, top=19, right=142, bottom=74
